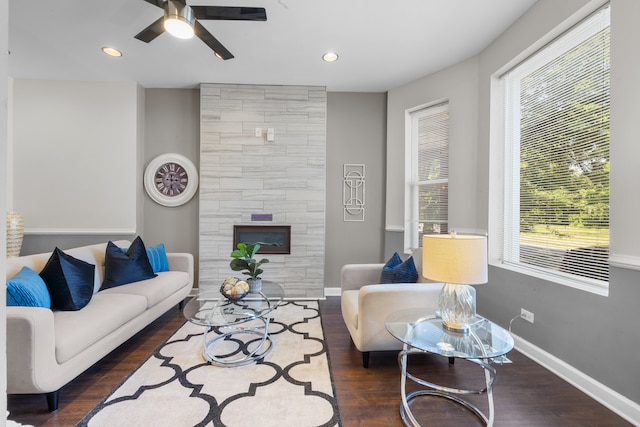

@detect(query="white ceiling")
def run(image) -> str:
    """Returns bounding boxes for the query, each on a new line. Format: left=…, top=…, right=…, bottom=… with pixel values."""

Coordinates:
left=8, top=0, right=537, bottom=92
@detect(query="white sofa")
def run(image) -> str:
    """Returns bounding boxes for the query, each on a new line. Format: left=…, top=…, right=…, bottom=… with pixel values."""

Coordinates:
left=5, top=240, right=194, bottom=411
left=340, top=249, right=443, bottom=367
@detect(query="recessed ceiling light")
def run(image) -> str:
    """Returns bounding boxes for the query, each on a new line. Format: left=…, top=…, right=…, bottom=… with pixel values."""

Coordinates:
left=322, top=52, right=339, bottom=62
left=102, top=46, right=122, bottom=57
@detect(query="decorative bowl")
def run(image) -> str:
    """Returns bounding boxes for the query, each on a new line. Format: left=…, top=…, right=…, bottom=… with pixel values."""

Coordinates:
left=220, top=277, right=250, bottom=301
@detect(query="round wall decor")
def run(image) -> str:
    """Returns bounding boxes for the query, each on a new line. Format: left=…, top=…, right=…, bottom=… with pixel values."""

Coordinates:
left=144, top=153, right=199, bottom=207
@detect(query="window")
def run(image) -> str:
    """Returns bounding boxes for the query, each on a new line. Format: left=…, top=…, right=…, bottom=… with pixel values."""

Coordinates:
left=501, top=5, right=610, bottom=290
left=406, top=102, right=449, bottom=250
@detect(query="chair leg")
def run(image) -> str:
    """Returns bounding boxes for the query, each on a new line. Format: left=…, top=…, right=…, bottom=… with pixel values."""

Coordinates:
left=362, top=351, right=370, bottom=368
left=46, top=390, right=59, bottom=412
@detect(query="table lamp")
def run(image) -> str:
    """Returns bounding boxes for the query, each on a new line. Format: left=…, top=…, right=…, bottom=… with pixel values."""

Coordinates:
left=422, top=231, right=488, bottom=333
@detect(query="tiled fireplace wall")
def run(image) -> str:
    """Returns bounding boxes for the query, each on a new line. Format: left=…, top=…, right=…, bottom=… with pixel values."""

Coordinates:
left=199, top=83, right=326, bottom=298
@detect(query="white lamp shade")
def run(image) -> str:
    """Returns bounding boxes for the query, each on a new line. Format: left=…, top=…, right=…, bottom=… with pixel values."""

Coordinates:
left=422, top=234, right=488, bottom=284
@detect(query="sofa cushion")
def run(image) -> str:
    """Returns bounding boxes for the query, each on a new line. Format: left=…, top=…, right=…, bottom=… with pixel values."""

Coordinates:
left=380, top=254, right=419, bottom=284
left=54, top=292, right=148, bottom=364
left=101, top=236, right=156, bottom=290
left=6, top=266, right=51, bottom=308
left=99, top=271, right=190, bottom=309
left=40, top=248, right=95, bottom=311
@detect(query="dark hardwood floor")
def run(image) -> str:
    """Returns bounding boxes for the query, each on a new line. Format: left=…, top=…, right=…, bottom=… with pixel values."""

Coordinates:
left=7, top=297, right=632, bottom=426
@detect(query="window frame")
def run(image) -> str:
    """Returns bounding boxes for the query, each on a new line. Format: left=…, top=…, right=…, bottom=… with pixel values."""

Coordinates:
left=404, top=100, right=450, bottom=252
left=489, top=2, right=611, bottom=296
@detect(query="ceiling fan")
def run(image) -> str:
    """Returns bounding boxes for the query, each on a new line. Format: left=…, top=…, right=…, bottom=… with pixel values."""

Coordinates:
left=134, top=0, right=267, bottom=60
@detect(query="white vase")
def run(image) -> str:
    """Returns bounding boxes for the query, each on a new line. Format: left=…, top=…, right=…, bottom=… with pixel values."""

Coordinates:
left=6, top=212, right=24, bottom=258
left=248, top=278, right=263, bottom=293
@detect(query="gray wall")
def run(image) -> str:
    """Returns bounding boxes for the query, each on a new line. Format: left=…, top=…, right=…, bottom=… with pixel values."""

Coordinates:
left=325, top=92, right=387, bottom=287
left=385, top=57, right=480, bottom=237
left=20, top=88, right=201, bottom=267
left=141, top=88, right=200, bottom=284
left=478, top=0, right=640, bottom=405
left=385, top=0, right=640, bottom=405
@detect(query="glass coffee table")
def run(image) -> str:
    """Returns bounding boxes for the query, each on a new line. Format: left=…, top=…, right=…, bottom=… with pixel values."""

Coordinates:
left=183, top=280, right=284, bottom=367
left=385, top=309, right=514, bottom=427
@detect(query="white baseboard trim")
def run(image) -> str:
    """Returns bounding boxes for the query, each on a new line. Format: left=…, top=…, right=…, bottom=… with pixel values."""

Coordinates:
left=324, top=287, right=341, bottom=297
left=512, top=333, right=640, bottom=425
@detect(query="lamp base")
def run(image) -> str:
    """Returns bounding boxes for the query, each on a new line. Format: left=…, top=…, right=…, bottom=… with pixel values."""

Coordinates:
left=438, top=283, right=476, bottom=334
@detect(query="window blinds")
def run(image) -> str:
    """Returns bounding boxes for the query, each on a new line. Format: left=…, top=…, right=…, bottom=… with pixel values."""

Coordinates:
left=503, top=5, right=610, bottom=284
left=416, top=102, right=449, bottom=236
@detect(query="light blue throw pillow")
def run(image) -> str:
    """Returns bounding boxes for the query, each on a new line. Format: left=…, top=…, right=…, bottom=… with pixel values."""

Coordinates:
left=146, top=243, right=169, bottom=273
left=6, top=266, right=52, bottom=308
left=119, top=242, right=169, bottom=274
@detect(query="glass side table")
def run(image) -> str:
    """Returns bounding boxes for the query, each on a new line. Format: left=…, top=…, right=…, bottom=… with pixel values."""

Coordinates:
left=183, top=280, right=284, bottom=367
left=385, top=309, right=514, bottom=427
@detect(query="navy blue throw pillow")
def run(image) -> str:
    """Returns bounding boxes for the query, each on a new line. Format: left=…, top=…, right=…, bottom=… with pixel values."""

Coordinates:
left=380, top=253, right=419, bottom=284
left=382, top=252, right=402, bottom=270
left=101, top=236, right=156, bottom=290
left=39, top=248, right=95, bottom=311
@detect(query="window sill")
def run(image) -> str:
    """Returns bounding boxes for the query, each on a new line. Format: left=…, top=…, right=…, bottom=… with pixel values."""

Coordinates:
left=609, top=254, right=640, bottom=271
left=491, top=261, right=609, bottom=297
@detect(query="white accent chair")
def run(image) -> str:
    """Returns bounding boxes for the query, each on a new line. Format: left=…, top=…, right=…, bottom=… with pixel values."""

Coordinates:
left=340, top=248, right=444, bottom=367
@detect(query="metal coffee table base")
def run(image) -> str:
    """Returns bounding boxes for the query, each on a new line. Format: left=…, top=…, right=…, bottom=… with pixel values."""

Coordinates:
left=398, top=345, right=497, bottom=427
left=202, top=316, right=273, bottom=367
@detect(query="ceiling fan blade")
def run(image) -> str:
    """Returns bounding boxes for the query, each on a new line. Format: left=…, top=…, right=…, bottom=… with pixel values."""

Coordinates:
left=142, top=0, right=168, bottom=8
left=135, top=16, right=166, bottom=43
left=191, top=6, right=267, bottom=21
left=194, top=20, right=234, bottom=60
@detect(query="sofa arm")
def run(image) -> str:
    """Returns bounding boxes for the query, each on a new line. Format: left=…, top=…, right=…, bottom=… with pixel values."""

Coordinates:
left=340, top=263, right=385, bottom=292
left=167, top=253, right=194, bottom=285
left=355, top=282, right=444, bottom=351
left=6, top=307, right=59, bottom=393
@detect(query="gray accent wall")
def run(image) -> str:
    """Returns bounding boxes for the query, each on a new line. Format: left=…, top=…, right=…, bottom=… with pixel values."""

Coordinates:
left=141, top=89, right=201, bottom=279
left=325, top=92, right=387, bottom=287
left=385, top=0, right=640, bottom=406
left=385, top=56, right=481, bottom=239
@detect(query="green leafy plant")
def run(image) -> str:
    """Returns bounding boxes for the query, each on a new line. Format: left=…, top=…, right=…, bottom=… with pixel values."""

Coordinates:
left=230, top=243, right=269, bottom=280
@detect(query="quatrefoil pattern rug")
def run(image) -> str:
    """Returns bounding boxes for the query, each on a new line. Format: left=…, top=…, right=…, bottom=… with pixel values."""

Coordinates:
left=77, top=301, right=341, bottom=427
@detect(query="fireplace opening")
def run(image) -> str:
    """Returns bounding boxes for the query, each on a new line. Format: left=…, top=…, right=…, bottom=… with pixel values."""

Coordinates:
left=233, top=225, right=291, bottom=254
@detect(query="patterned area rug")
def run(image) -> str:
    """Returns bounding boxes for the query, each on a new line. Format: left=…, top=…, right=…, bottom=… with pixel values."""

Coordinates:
left=77, top=301, right=341, bottom=427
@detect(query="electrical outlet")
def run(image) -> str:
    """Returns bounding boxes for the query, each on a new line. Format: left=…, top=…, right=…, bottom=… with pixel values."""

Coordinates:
left=520, top=308, right=534, bottom=323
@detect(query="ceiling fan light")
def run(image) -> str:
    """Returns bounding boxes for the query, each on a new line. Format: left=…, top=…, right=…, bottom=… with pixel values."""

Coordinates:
left=164, top=1, right=195, bottom=39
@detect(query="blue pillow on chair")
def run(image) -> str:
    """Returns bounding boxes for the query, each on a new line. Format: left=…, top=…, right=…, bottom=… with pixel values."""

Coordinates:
left=380, top=252, right=419, bottom=284
left=6, top=266, right=52, bottom=308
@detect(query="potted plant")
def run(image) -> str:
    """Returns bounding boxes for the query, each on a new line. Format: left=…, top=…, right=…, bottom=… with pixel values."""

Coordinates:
left=230, top=243, right=269, bottom=292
